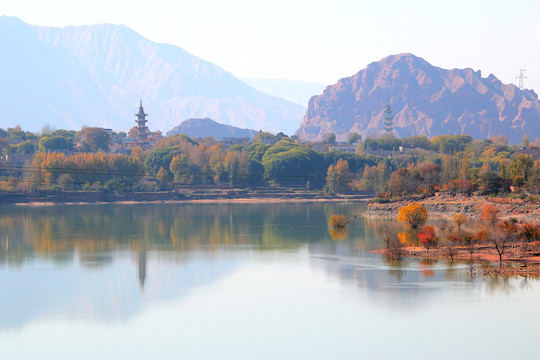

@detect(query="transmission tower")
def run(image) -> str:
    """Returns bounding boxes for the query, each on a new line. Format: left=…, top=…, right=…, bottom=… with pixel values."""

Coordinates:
left=516, top=69, right=527, bottom=90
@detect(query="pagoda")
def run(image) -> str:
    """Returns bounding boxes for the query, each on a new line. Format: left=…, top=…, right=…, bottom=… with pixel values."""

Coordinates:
left=135, top=100, right=149, bottom=140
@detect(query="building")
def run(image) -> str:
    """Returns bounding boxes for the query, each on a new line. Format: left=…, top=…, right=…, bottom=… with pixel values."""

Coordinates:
left=109, top=101, right=161, bottom=154
left=135, top=100, right=150, bottom=141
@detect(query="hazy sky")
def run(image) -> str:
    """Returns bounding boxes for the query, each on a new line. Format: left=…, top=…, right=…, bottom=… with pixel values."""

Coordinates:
left=3, top=0, right=539, bottom=91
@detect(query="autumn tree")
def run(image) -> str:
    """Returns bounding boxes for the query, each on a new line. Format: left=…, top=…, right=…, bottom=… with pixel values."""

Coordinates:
left=480, top=204, right=499, bottom=226
left=78, top=127, right=110, bottom=153
left=418, top=225, right=438, bottom=250
left=170, top=154, right=195, bottom=184
left=326, top=159, right=354, bottom=194
left=156, top=167, right=170, bottom=189
left=520, top=224, right=540, bottom=243
left=451, top=213, right=467, bottom=230
left=398, top=203, right=428, bottom=229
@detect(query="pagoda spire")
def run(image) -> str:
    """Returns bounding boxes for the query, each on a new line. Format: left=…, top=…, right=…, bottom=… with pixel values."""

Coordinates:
left=135, top=100, right=149, bottom=140
left=383, top=95, right=394, bottom=134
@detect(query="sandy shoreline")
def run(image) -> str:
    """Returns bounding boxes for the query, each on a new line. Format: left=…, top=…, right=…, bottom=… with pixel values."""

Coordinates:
left=5, top=196, right=371, bottom=207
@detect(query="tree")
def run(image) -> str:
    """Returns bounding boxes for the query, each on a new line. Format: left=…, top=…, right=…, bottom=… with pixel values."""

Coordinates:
left=490, top=221, right=518, bottom=263
left=16, top=140, right=36, bottom=154
left=480, top=204, right=499, bottom=226
left=418, top=225, right=438, bottom=250
left=523, top=134, right=530, bottom=148
left=388, top=168, right=416, bottom=196
left=326, top=159, right=354, bottom=194
left=347, top=132, right=362, bottom=145
left=398, top=203, right=428, bottom=229
left=39, top=135, right=73, bottom=152
left=509, top=154, right=534, bottom=181
left=78, top=127, right=110, bottom=153
left=330, top=214, right=349, bottom=228
left=451, top=213, right=467, bottom=230
left=520, top=224, right=540, bottom=243
left=170, top=154, right=193, bottom=184
left=156, top=167, right=170, bottom=189
left=325, top=133, right=336, bottom=144
left=477, top=170, right=502, bottom=194
left=253, top=131, right=276, bottom=144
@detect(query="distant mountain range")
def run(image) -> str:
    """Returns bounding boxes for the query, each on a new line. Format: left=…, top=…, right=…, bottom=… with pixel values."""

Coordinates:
left=241, top=78, right=326, bottom=107
left=166, top=118, right=257, bottom=140
left=0, top=16, right=305, bottom=134
left=296, top=53, right=540, bottom=143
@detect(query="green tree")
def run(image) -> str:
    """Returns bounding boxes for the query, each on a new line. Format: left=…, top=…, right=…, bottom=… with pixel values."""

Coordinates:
left=347, top=132, right=362, bottom=145
left=16, top=140, right=36, bottom=154
left=325, top=133, right=336, bottom=144
left=509, top=154, right=534, bottom=180
left=170, top=154, right=195, bottom=184
left=39, top=136, right=73, bottom=152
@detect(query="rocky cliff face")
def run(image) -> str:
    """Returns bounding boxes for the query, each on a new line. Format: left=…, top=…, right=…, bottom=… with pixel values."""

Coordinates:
left=166, top=118, right=257, bottom=140
left=0, top=16, right=304, bottom=134
left=296, top=53, right=540, bottom=143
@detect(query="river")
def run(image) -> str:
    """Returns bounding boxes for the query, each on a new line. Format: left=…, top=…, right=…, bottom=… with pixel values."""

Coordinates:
left=0, top=203, right=538, bottom=359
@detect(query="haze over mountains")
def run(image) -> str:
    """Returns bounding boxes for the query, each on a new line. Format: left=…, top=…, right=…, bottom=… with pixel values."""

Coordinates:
left=167, top=118, right=257, bottom=140
left=241, top=78, right=326, bottom=108
left=296, top=54, right=540, bottom=143
left=0, top=16, right=305, bottom=135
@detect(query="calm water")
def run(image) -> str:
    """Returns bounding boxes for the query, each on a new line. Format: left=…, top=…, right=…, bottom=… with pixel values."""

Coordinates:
left=0, top=203, right=539, bottom=359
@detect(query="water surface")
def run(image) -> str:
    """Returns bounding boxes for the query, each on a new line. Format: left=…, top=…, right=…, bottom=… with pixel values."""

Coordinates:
left=0, top=203, right=538, bottom=359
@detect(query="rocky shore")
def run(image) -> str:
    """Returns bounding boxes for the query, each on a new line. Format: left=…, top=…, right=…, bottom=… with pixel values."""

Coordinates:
left=364, top=193, right=540, bottom=224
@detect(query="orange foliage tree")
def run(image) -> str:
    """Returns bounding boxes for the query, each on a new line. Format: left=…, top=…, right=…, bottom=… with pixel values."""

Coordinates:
left=451, top=213, right=467, bottom=230
left=480, top=204, right=499, bottom=225
left=398, top=203, right=428, bottom=229
left=326, top=159, right=354, bottom=194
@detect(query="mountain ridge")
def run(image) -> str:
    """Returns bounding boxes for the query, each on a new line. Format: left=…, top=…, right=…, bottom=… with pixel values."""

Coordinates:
left=296, top=53, right=540, bottom=143
left=0, top=16, right=304, bottom=134
left=166, top=118, right=258, bottom=140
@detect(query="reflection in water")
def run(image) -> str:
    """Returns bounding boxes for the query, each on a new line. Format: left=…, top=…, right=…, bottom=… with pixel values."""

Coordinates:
left=0, top=202, right=539, bottom=333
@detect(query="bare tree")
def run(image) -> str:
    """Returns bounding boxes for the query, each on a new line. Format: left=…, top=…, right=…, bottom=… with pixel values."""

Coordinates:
left=489, top=226, right=517, bottom=263
left=381, top=223, right=406, bottom=260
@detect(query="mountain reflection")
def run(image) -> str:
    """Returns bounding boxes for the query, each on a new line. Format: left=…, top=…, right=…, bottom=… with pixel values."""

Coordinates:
left=1, top=203, right=538, bottom=331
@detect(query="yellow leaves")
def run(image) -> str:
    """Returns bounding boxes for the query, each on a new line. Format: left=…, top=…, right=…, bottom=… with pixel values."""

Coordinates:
left=398, top=203, right=428, bottom=229
left=480, top=204, right=499, bottom=225
left=330, top=214, right=349, bottom=228
left=451, top=213, right=467, bottom=229
left=329, top=214, right=349, bottom=241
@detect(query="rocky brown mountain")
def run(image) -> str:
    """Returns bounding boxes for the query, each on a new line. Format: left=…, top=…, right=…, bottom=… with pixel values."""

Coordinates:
left=166, top=118, right=257, bottom=140
left=296, top=53, right=540, bottom=143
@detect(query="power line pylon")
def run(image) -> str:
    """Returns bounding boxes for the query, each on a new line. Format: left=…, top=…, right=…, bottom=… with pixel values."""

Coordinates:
left=516, top=69, right=527, bottom=90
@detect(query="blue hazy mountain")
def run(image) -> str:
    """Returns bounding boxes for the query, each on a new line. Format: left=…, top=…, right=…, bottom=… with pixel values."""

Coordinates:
left=0, top=16, right=305, bottom=134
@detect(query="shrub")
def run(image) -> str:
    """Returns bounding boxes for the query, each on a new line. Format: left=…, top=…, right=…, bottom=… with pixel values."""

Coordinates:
left=418, top=225, right=439, bottom=250
left=330, top=214, right=349, bottom=228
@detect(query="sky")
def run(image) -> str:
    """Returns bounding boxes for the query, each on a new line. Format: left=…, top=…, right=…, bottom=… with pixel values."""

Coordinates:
left=2, top=0, right=539, bottom=91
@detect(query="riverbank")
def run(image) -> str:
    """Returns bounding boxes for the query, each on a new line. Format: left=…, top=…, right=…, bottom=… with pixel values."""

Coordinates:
left=373, top=241, right=540, bottom=277
left=0, top=189, right=374, bottom=206
left=364, top=193, right=540, bottom=224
